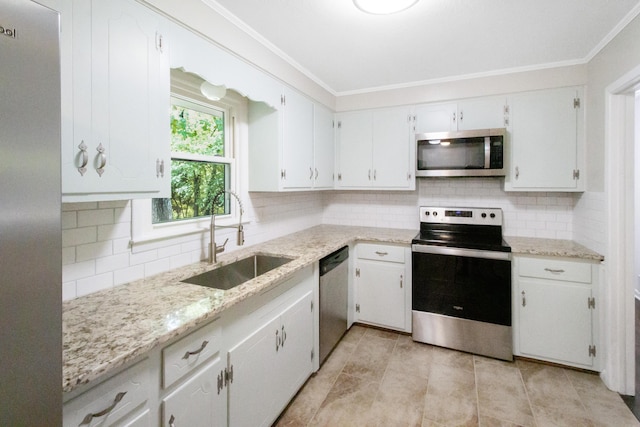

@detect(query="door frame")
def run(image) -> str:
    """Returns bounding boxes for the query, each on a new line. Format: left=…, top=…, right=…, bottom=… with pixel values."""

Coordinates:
left=604, top=64, right=640, bottom=395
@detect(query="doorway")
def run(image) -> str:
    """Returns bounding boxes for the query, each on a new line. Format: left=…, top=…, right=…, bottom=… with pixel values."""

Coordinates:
left=605, top=66, right=640, bottom=401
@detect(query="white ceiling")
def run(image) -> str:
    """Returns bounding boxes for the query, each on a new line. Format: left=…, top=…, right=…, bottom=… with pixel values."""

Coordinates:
left=207, top=0, right=640, bottom=95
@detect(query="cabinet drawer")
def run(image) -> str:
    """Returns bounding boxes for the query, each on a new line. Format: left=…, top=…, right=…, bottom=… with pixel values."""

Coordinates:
left=357, top=243, right=405, bottom=263
left=63, top=359, right=150, bottom=427
left=518, top=257, right=591, bottom=283
left=163, top=319, right=222, bottom=388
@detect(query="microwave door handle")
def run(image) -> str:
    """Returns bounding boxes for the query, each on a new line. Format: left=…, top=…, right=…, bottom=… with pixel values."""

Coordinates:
left=484, top=136, right=491, bottom=169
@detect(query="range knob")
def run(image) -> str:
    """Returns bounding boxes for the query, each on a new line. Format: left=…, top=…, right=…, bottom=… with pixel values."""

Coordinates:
left=490, top=213, right=496, bottom=219
left=481, top=213, right=487, bottom=218
left=433, top=211, right=438, bottom=216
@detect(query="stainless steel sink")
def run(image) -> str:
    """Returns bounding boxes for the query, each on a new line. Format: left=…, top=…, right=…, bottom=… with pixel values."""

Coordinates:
left=182, top=254, right=293, bottom=290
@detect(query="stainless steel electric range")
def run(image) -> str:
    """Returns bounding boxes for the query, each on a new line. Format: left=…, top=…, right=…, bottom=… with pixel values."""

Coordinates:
left=411, top=206, right=513, bottom=361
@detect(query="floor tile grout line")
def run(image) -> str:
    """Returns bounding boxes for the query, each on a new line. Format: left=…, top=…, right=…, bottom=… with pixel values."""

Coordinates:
left=303, top=329, right=361, bottom=427
left=516, top=360, right=539, bottom=427
left=563, top=366, right=595, bottom=426
left=472, top=355, right=481, bottom=426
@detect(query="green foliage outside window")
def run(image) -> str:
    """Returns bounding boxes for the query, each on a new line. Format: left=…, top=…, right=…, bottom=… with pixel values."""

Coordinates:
left=152, top=102, right=230, bottom=223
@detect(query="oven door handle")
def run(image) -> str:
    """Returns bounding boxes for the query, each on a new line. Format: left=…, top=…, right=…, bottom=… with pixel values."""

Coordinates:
left=412, top=244, right=512, bottom=261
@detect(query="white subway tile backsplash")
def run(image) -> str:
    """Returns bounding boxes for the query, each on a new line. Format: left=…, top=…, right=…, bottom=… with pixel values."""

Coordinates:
left=63, top=260, right=95, bottom=282
left=97, top=222, right=131, bottom=241
left=62, top=211, right=77, bottom=230
left=77, top=209, right=115, bottom=227
left=76, top=272, right=113, bottom=297
left=62, top=247, right=76, bottom=265
left=62, top=178, right=598, bottom=301
left=96, top=253, right=130, bottom=274
left=62, top=227, right=97, bottom=248
left=76, top=241, right=113, bottom=262
left=113, top=265, right=145, bottom=286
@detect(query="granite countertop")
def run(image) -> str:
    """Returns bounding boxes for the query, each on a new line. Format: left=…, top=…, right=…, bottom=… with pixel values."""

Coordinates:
left=505, top=236, right=604, bottom=261
left=62, top=224, right=416, bottom=394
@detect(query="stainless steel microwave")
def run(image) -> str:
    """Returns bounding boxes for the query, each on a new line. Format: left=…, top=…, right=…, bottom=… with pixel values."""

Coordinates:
left=415, top=128, right=506, bottom=177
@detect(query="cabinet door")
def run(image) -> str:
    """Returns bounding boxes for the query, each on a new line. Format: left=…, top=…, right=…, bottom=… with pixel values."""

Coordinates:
left=313, top=104, right=335, bottom=189
left=508, top=87, right=580, bottom=190
left=65, top=0, right=169, bottom=197
left=357, top=260, right=406, bottom=330
left=457, top=97, right=506, bottom=130
left=372, top=107, right=413, bottom=189
left=162, top=359, right=226, bottom=427
left=414, top=103, right=457, bottom=133
left=281, top=88, right=314, bottom=189
left=228, top=316, right=279, bottom=427
left=519, top=279, right=593, bottom=366
left=335, top=111, right=373, bottom=188
left=276, top=291, right=314, bottom=411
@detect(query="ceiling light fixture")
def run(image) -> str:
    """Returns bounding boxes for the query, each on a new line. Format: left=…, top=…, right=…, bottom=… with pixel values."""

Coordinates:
left=353, top=0, right=419, bottom=15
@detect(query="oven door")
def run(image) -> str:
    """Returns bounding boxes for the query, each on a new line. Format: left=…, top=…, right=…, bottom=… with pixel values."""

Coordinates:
left=412, top=245, right=512, bottom=326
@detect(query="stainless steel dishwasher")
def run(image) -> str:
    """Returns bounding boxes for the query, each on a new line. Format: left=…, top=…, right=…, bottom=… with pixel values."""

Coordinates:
left=319, top=246, right=349, bottom=365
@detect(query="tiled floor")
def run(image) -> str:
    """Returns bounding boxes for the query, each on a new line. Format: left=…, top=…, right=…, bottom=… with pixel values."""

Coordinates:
left=275, top=325, right=640, bottom=427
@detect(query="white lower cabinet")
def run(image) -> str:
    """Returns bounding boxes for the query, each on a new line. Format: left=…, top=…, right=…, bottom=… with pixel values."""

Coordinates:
left=354, top=243, right=411, bottom=332
left=160, top=319, right=225, bottom=427
left=228, top=290, right=314, bottom=427
left=514, top=256, right=599, bottom=370
left=162, top=359, right=226, bottom=427
left=64, top=265, right=316, bottom=427
left=63, top=359, right=151, bottom=427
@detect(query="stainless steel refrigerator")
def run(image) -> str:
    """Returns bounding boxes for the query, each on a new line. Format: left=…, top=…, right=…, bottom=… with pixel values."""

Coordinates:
left=0, top=1, right=62, bottom=424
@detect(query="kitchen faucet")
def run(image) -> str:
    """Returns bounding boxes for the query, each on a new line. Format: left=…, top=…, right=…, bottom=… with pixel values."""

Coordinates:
left=209, top=190, right=245, bottom=263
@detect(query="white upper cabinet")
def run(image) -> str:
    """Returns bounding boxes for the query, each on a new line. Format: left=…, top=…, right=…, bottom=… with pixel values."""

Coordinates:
left=414, top=103, right=457, bottom=133
left=248, top=90, right=335, bottom=192
left=414, top=96, right=506, bottom=134
left=281, top=88, right=315, bottom=189
left=313, top=104, right=336, bottom=189
left=335, top=110, right=373, bottom=188
left=63, top=0, right=170, bottom=201
left=504, top=86, right=584, bottom=191
left=336, top=107, right=415, bottom=190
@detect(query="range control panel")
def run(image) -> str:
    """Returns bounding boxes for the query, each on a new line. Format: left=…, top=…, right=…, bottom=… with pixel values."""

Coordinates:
left=418, top=206, right=503, bottom=226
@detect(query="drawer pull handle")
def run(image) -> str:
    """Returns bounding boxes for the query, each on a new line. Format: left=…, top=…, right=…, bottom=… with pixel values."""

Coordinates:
left=182, top=340, right=209, bottom=360
left=375, top=251, right=388, bottom=256
left=81, top=391, right=127, bottom=424
left=169, top=414, right=176, bottom=427
left=544, top=268, right=565, bottom=274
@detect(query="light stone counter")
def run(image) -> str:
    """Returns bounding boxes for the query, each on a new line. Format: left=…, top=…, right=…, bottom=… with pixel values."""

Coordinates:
left=62, top=225, right=416, bottom=394
left=505, top=236, right=604, bottom=261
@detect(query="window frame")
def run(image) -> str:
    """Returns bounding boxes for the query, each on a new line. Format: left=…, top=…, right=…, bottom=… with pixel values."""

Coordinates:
left=131, top=81, right=241, bottom=251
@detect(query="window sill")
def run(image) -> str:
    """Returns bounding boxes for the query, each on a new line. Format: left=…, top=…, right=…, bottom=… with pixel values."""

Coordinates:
left=130, top=217, right=249, bottom=254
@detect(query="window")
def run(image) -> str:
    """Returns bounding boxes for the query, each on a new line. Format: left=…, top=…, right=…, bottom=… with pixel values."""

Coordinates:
left=152, top=96, right=234, bottom=224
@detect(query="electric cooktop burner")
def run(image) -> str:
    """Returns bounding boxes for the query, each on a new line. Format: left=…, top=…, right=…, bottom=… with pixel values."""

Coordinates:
left=412, top=206, right=511, bottom=253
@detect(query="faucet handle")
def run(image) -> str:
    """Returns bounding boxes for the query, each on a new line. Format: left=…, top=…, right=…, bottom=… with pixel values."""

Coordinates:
left=216, top=238, right=229, bottom=254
